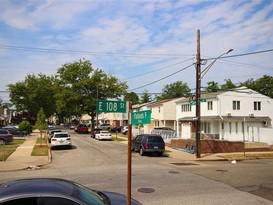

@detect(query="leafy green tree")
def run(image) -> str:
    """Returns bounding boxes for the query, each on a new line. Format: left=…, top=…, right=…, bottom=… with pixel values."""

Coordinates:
left=35, top=107, right=47, bottom=139
left=8, top=74, right=56, bottom=118
left=18, top=120, right=32, bottom=134
left=205, top=81, right=219, bottom=92
left=221, top=79, right=237, bottom=90
left=124, top=92, right=139, bottom=104
left=240, top=75, right=273, bottom=98
left=156, top=81, right=191, bottom=100
left=56, top=59, right=128, bottom=130
left=140, top=89, right=152, bottom=103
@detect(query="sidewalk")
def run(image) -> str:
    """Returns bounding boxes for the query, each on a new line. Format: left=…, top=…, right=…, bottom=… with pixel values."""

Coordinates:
left=0, top=133, right=51, bottom=172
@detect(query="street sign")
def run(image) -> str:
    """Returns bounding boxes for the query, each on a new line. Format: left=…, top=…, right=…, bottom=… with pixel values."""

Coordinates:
left=96, top=100, right=127, bottom=113
left=131, top=110, right=151, bottom=125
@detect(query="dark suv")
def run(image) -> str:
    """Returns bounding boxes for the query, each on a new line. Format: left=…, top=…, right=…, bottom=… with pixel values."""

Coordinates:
left=131, top=134, right=165, bottom=156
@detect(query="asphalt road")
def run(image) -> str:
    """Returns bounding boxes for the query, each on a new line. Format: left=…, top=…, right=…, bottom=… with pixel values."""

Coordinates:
left=0, top=130, right=272, bottom=205
left=175, top=157, right=273, bottom=202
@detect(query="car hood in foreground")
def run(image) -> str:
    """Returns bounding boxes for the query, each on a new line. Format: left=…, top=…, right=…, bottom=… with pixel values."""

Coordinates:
left=100, top=191, right=142, bottom=205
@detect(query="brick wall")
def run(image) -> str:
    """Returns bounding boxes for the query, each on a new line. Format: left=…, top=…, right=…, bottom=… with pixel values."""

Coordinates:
left=170, top=139, right=273, bottom=154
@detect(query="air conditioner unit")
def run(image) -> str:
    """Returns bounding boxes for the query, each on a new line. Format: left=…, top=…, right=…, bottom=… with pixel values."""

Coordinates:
left=226, top=112, right=231, bottom=117
left=249, top=113, right=254, bottom=118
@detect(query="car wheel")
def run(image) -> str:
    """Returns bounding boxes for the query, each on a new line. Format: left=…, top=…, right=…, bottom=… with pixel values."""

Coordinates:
left=139, top=147, right=145, bottom=156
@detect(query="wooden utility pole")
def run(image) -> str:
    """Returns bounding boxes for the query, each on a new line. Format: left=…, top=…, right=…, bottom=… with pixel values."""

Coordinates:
left=195, top=29, right=201, bottom=158
left=127, top=101, right=132, bottom=205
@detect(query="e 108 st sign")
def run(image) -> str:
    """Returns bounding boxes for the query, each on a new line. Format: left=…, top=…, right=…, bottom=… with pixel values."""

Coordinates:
left=96, top=100, right=127, bottom=113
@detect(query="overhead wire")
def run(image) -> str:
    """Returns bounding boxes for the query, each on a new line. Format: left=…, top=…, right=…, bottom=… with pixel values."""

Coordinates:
left=122, top=57, right=195, bottom=81
left=129, top=63, right=194, bottom=91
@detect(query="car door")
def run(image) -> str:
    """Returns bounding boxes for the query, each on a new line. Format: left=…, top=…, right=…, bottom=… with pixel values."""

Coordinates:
left=132, top=135, right=143, bottom=151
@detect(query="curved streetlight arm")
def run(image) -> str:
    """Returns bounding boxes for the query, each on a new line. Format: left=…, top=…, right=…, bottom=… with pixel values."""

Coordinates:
left=200, top=49, right=233, bottom=79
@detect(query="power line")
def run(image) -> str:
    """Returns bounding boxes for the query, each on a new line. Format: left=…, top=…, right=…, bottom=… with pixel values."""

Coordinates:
left=129, top=63, right=194, bottom=91
left=122, top=58, right=194, bottom=81
left=0, top=44, right=193, bottom=59
left=203, top=48, right=273, bottom=60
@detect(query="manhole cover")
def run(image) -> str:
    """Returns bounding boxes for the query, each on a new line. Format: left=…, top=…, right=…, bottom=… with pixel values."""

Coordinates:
left=171, top=162, right=198, bottom=166
left=137, top=188, right=155, bottom=193
left=168, top=170, right=180, bottom=174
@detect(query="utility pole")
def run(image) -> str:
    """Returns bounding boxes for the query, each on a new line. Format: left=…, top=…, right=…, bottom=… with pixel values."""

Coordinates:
left=195, top=29, right=201, bottom=158
left=127, top=101, right=132, bottom=205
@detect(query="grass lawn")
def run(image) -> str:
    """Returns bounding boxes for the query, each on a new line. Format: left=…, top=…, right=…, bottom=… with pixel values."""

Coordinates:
left=0, top=139, right=26, bottom=161
left=31, top=137, right=49, bottom=156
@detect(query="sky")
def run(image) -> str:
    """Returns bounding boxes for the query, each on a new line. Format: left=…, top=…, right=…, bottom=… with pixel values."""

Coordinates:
left=0, top=0, right=273, bottom=103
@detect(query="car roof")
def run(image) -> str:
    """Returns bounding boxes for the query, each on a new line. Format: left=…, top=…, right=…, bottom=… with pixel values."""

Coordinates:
left=0, top=178, right=90, bottom=199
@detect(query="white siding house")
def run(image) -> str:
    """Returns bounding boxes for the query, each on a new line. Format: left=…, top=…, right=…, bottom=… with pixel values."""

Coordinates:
left=176, top=87, right=273, bottom=144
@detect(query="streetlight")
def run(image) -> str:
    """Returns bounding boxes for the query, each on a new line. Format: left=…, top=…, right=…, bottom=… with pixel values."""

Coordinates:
left=195, top=30, right=233, bottom=158
left=200, top=49, right=233, bottom=79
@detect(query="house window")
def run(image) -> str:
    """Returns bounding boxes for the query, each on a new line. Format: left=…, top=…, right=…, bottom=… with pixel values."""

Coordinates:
left=254, top=101, right=261, bottom=110
left=158, top=107, right=161, bottom=113
left=233, top=101, right=240, bottom=110
left=207, top=101, right=213, bottom=110
left=181, top=104, right=191, bottom=112
left=201, top=122, right=211, bottom=133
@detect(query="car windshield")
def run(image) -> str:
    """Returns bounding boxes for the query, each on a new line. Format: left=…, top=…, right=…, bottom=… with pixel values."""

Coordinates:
left=101, top=131, right=109, bottom=134
left=54, top=134, right=69, bottom=138
left=148, top=136, right=163, bottom=142
left=71, top=183, right=109, bottom=205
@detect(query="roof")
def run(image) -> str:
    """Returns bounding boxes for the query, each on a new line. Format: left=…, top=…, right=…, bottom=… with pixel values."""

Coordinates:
left=147, top=98, right=179, bottom=107
left=175, top=87, right=262, bottom=104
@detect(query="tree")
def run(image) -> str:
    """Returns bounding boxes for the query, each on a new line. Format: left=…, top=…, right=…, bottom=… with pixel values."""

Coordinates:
left=205, top=81, right=219, bottom=92
left=240, top=75, right=273, bottom=98
left=140, top=89, right=152, bottom=103
left=8, top=73, right=56, bottom=118
left=156, top=81, right=191, bottom=100
left=124, top=92, right=139, bottom=104
left=56, top=59, right=128, bottom=130
left=221, top=79, right=237, bottom=90
left=35, top=107, right=47, bottom=139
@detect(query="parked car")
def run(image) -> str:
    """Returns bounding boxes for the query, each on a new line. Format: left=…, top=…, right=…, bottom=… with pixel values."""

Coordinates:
left=122, top=126, right=128, bottom=135
left=98, top=123, right=111, bottom=130
left=75, top=124, right=89, bottom=133
left=0, top=129, right=13, bottom=144
left=111, top=126, right=123, bottom=133
left=151, top=127, right=176, bottom=138
left=69, top=124, right=77, bottom=130
left=1, top=126, right=26, bottom=136
left=50, top=132, right=72, bottom=149
left=95, top=130, right=112, bottom=140
left=91, top=128, right=102, bottom=138
left=0, top=178, right=141, bottom=205
left=47, top=125, right=55, bottom=134
left=131, top=134, right=165, bottom=156
left=48, top=129, right=62, bottom=143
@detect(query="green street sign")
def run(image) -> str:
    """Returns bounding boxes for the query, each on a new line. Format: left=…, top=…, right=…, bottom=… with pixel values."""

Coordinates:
left=131, top=110, right=151, bottom=125
left=96, top=100, right=127, bottom=113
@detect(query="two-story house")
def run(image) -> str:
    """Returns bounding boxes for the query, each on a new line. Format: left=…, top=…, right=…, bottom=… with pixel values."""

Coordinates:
left=146, top=98, right=184, bottom=132
left=176, top=87, right=273, bottom=144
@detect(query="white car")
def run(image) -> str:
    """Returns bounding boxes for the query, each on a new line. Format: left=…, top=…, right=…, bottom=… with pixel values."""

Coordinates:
left=50, top=132, right=72, bottom=149
left=122, top=126, right=128, bottom=135
left=95, top=130, right=112, bottom=140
